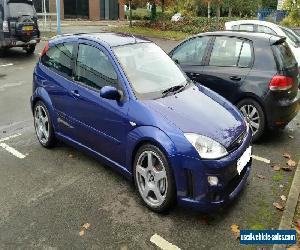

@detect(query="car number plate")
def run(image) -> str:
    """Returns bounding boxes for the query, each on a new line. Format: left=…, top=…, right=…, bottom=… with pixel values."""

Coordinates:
left=237, top=146, right=252, bottom=175
left=23, top=26, right=33, bottom=31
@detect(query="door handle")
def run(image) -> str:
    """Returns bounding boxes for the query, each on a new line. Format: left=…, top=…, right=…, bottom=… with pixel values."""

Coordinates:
left=71, top=90, right=80, bottom=98
left=230, top=76, right=242, bottom=81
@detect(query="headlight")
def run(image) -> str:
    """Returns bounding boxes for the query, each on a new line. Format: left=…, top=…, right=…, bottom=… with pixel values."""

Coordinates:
left=184, top=133, right=228, bottom=159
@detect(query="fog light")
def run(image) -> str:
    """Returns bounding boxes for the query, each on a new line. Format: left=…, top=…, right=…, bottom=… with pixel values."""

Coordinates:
left=208, top=176, right=219, bottom=186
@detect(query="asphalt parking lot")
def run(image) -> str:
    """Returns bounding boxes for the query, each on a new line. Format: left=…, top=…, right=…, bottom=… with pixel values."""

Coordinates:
left=0, top=39, right=300, bottom=249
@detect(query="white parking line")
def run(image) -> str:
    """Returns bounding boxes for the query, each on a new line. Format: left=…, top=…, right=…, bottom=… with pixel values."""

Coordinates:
left=0, top=63, right=13, bottom=67
left=0, top=133, right=22, bottom=143
left=150, top=234, right=181, bottom=250
left=252, top=155, right=271, bottom=164
left=0, top=143, right=26, bottom=159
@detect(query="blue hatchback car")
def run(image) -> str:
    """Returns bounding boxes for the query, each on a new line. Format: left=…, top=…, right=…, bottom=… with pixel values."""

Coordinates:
left=31, top=33, right=252, bottom=212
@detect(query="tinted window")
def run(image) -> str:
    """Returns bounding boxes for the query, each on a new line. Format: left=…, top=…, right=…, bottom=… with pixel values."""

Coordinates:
left=8, top=3, right=35, bottom=17
left=41, top=43, right=74, bottom=78
left=75, top=44, right=118, bottom=90
left=239, top=24, right=254, bottom=32
left=209, top=37, right=252, bottom=67
left=257, top=25, right=276, bottom=35
left=172, top=36, right=210, bottom=65
left=273, top=42, right=297, bottom=69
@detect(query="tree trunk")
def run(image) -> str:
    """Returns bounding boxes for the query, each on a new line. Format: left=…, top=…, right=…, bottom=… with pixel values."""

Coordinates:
left=216, top=4, right=221, bottom=24
left=162, top=0, right=165, bottom=13
left=228, top=6, right=232, bottom=17
left=207, top=1, right=211, bottom=19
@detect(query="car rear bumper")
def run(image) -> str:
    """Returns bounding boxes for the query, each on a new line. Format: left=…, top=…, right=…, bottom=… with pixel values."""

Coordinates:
left=0, top=37, right=40, bottom=48
left=265, top=91, right=300, bottom=128
left=172, top=129, right=252, bottom=212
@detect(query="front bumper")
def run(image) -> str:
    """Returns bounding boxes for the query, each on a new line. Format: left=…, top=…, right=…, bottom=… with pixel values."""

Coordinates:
left=171, top=130, right=252, bottom=212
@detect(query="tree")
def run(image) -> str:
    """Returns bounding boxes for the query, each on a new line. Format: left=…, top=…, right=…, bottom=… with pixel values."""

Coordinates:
left=215, top=0, right=223, bottom=20
left=203, top=0, right=212, bottom=19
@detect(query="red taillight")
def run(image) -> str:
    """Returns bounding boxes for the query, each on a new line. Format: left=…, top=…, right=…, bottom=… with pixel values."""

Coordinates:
left=269, top=75, right=293, bottom=91
left=40, top=42, right=49, bottom=57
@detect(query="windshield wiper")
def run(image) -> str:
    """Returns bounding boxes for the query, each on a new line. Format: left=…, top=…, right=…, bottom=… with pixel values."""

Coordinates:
left=162, top=84, right=185, bottom=97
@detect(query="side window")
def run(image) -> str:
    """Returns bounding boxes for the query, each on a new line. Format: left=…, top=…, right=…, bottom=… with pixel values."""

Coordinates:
left=209, top=37, right=252, bottom=67
left=239, top=24, right=254, bottom=32
left=41, top=43, right=74, bottom=78
left=232, top=25, right=239, bottom=31
left=257, top=25, right=276, bottom=35
left=172, top=36, right=210, bottom=65
left=75, top=44, right=118, bottom=90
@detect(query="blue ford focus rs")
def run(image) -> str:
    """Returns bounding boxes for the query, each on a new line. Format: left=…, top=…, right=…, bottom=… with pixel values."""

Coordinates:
left=31, top=33, right=252, bottom=212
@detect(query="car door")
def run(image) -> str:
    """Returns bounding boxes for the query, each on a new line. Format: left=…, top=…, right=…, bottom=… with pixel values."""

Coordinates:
left=170, top=36, right=211, bottom=83
left=67, top=40, right=131, bottom=166
left=199, top=36, right=253, bottom=103
left=37, top=39, right=77, bottom=136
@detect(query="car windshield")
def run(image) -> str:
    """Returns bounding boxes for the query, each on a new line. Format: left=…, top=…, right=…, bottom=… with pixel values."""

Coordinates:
left=113, top=43, right=188, bottom=100
left=8, top=3, right=35, bottom=17
left=280, top=26, right=300, bottom=47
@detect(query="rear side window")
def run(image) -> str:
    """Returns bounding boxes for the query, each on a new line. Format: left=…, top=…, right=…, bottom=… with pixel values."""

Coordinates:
left=257, top=25, right=276, bottom=35
left=239, top=24, right=254, bottom=32
left=209, top=37, right=252, bottom=67
left=75, top=44, right=118, bottom=90
left=273, top=41, right=297, bottom=69
left=41, top=43, right=74, bottom=78
left=172, top=36, right=210, bottom=65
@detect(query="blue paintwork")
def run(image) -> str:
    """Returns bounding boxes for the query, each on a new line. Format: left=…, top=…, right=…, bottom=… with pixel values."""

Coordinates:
left=31, top=33, right=252, bottom=211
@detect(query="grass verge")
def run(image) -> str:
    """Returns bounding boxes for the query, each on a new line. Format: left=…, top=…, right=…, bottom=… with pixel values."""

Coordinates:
left=109, top=26, right=190, bottom=41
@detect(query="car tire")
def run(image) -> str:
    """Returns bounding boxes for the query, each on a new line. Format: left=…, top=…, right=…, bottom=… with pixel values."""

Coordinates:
left=25, top=45, right=35, bottom=55
left=133, top=144, right=176, bottom=213
left=237, top=98, right=265, bottom=142
left=34, top=101, right=56, bottom=148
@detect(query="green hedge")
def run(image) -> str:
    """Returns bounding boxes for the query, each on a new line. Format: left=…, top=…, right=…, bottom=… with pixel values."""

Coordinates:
left=134, top=16, right=242, bottom=34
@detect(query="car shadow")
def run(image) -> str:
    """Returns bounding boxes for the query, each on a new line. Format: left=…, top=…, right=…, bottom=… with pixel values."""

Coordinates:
left=1, top=47, right=38, bottom=62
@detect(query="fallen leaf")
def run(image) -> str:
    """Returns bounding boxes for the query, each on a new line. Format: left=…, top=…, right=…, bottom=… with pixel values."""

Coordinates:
left=231, top=224, right=240, bottom=239
left=82, top=223, right=91, bottom=230
left=282, top=166, right=293, bottom=172
left=283, top=153, right=291, bottom=159
left=280, top=195, right=287, bottom=201
left=79, top=229, right=85, bottom=236
left=295, top=219, right=300, bottom=235
left=273, top=202, right=284, bottom=211
left=287, top=159, right=296, bottom=168
left=287, top=246, right=300, bottom=250
left=271, top=165, right=281, bottom=171
left=279, top=184, right=284, bottom=188
left=257, top=174, right=266, bottom=179
left=198, top=215, right=209, bottom=225
left=289, top=135, right=294, bottom=139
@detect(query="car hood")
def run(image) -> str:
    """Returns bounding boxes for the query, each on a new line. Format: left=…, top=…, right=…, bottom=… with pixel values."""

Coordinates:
left=142, top=85, right=246, bottom=148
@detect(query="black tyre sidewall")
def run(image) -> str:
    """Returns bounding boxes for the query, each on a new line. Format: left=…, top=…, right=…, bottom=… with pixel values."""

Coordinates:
left=237, top=98, right=265, bottom=142
left=34, top=101, right=56, bottom=148
left=133, top=144, right=176, bottom=213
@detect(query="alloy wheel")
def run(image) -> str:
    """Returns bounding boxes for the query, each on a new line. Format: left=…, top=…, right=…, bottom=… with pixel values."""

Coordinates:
left=239, top=104, right=260, bottom=135
left=34, top=105, right=50, bottom=145
left=135, top=150, right=168, bottom=208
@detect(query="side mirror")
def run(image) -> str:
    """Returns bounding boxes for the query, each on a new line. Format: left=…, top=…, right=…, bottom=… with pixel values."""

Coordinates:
left=100, top=86, right=121, bottom=101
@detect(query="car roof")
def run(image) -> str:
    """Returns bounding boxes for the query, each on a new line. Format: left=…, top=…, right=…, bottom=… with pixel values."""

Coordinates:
left=51, top=32, right=151, bottom=48
left=225, top=20, right=280, bottom=29
left=195, top=31, right=283, bottom=42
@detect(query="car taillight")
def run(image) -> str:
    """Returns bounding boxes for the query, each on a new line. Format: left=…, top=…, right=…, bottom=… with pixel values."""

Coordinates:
left=3, top=21, right=9, bottom=32
left=40, top=42, right=49, bottom=57
left=269, top=75, right=293, bottom=91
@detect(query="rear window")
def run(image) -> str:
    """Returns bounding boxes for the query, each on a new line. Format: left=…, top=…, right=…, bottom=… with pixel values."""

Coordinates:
left=8, top=3, right=35, bottom=17
left=273, top=41, right=298, bottom=69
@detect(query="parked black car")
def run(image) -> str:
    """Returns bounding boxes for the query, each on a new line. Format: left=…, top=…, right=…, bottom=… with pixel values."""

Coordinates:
left=170, top=31, right=300, bottom=141
left=0, top=0, right=40, bottom=55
